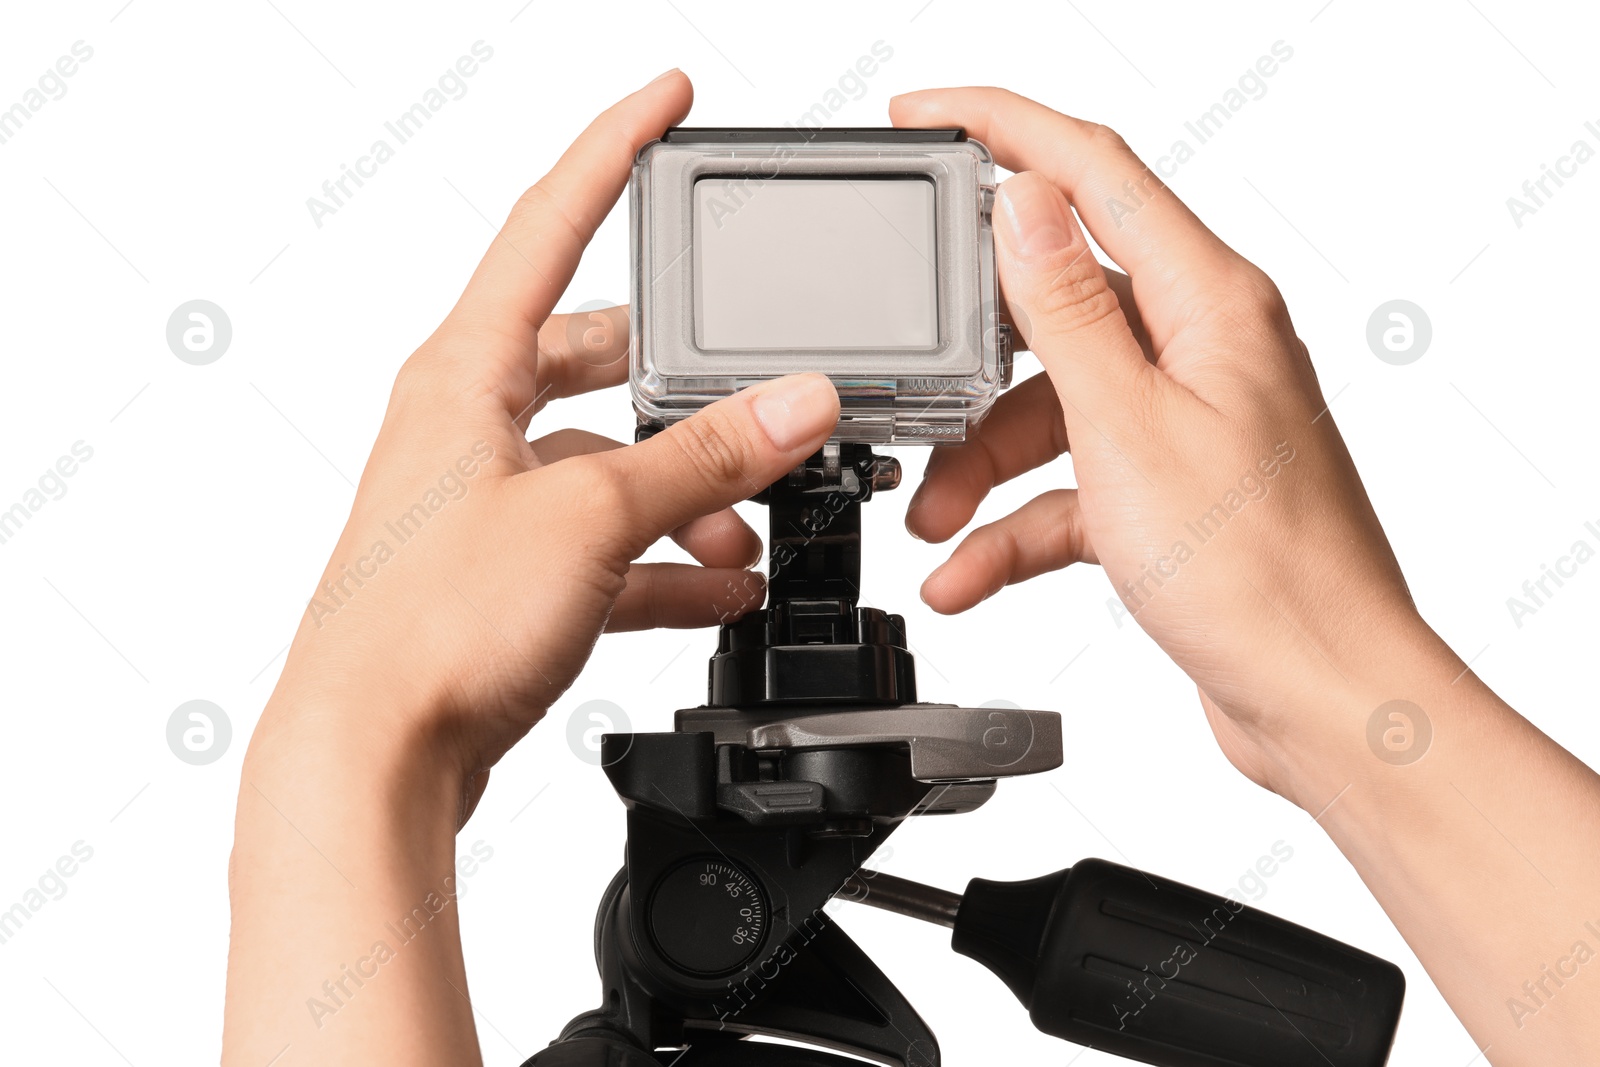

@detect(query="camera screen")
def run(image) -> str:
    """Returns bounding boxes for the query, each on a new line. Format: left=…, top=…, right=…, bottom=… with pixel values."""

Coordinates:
left=692, top=178, right=938, bottom=351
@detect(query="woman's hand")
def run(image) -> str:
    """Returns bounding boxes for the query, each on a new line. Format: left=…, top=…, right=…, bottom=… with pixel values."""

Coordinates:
left=224, top=71, right=841, bottom=1067
left=253, top=71, right=839, bottom=816
left=891, top=88, right=1423, bottom=806
left=891, top=89, right=1600, bottom=1066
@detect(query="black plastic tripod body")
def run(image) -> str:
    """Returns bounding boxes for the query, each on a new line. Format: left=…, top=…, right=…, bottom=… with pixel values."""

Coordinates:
left=527, top=443, right=1037, bottom=1067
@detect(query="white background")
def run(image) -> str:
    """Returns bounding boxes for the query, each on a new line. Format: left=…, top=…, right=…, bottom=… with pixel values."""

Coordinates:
left=1, top=1, right=1597, bottom=1064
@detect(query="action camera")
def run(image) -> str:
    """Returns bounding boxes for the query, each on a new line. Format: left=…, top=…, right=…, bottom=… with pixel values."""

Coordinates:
left=629, top=128, right=1011, bottom=443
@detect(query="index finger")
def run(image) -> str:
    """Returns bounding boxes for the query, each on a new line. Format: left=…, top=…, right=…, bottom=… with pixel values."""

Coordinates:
left=889, top=87, right=1240, bottom=348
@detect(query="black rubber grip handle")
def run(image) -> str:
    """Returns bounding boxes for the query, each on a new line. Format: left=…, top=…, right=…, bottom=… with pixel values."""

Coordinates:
left=952, top=858, right=1404, bottom=1067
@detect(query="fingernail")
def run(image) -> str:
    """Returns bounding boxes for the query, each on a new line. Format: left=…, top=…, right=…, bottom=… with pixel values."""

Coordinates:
left=649, top=67, right=681, bottom=85
left=997, top=175, right=1073, bottom=258
left=751, top=374, right=839, bottom=453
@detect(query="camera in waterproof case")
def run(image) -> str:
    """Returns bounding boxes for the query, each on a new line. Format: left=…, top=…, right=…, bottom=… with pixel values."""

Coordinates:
left=629, top=128, right=1011, bottom=443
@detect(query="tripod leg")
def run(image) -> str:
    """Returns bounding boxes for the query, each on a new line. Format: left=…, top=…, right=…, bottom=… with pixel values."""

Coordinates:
left=696, top=917, right=939, bottom=1067
left=531, top=877, right=936, bottom=1067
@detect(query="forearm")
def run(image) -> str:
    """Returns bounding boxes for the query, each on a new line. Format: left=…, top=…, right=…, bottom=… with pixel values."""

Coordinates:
left=223, top=687, right=477, bottom=1067
left=1286, top=626, right=1600, bottom=1065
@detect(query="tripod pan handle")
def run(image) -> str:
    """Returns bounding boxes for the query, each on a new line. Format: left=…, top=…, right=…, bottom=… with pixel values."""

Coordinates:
left=952, top=858, right=1404, bottom=1066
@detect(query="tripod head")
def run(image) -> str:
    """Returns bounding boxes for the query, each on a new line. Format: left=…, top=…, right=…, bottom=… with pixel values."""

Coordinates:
left=526, top=444, right=1404, bottom=1067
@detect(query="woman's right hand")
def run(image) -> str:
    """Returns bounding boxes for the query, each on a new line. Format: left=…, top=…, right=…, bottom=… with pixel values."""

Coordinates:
left=890, top=88, right=1447, bottom=808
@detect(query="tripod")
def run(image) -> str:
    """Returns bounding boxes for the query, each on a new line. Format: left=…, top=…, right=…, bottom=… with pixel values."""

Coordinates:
left=526, top=444, right=1405, bottom=1067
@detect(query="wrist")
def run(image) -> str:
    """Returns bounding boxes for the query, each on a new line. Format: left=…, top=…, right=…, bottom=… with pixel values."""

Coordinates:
left=243, top=670, right=473, bottom=828
left=227, top=672, right=476, bottom=1064
left=1258, top=609, right=1467, bottom=814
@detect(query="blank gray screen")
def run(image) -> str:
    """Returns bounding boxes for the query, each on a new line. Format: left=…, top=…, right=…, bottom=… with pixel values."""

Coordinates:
left=693, top=178, right=938, bottom=350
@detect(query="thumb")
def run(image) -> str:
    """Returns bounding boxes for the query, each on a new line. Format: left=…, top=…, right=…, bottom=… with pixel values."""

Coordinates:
left=995, top=171, right=1151, bottom=429
left=599, top=373, right=840, bottom=551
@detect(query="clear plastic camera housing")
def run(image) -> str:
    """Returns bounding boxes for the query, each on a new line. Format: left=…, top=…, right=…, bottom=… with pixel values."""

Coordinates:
left=630, top=129, right=1009, bottom=444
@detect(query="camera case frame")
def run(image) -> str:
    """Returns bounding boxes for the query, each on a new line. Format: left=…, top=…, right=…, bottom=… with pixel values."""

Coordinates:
left=629, top=127, right=1010, bottom=444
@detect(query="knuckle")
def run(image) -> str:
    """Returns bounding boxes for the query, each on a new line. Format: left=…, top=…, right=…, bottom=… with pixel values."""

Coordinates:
left=511, top=181, right=584, bottom=248
left=674, top=413, right=756, bottom=489
left=1087, top=122, right=1133, bottom=158
left=1234, top=264, right=1291, bottom=323
left=564, top=454, right=631, bottom=528
left=1041, top=489, right=1082, bottom=553
left=1047, top=405, right=1072, bottom=459
left=577, top=554, right=630, bottom=606
left=510, top=180, right=545, bottom=220
left=1201, top=262, right=1296, bottom=358
left=971, top=522, right=1020, bottom=579
left=1110, top=360, right=1169, bottom=440
left=963, top=439, right=1000, bottom=498
left=391, top=353, right=444, bottom=409
left=1032, top=262, right=1124, bottom=336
